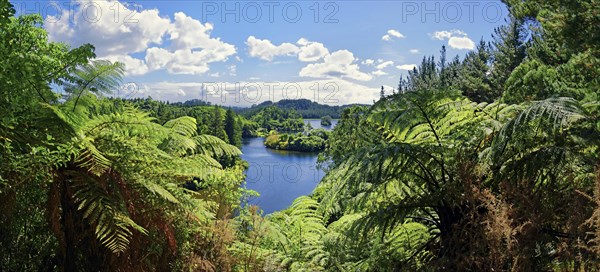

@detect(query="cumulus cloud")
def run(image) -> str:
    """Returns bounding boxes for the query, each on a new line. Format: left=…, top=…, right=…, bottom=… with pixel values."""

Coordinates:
left=430, top=29, right=474, bottom=50
left=45, top=0, right=236, bottom=76
left=382, top=29, right=405, bottom=41
left=448, top=37, right=476, bottom=50
left=299, top=50, right=373, bottom=81
left=296, top=38, right=329, bottom=62
left=245, top=36, right=370, bottom=81
left=46, top=0, right=169, bottom=56
left=431, top=30, right=466, bottom=40
left=141, top=12, right=236, bottom=75
left=246, top=36, right=300, bottom=61
left=103, top=54, right=149, bottom=76
left=396, top=64, right=417, bottom=71
left=409, top=49, right=420, bottom=54
left=246, top=37, right=329, bottom=62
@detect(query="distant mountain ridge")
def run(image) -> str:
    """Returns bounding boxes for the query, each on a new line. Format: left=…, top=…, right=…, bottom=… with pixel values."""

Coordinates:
left=231, top=99, right=367, bottom=118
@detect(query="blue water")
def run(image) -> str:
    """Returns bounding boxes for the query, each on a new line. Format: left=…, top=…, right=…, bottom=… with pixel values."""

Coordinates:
left=241, top=119, right=337, bottom=214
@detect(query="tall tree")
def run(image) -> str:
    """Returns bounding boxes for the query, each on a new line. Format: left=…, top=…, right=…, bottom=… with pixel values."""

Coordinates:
left=490, top=15, right=528, bottom=97
left=458, top=40, right=493, bottom=102
left=438, top=45, right=448, bottom=87
left=225, top=108, right=242, bottom=147
left=212, top=106, right=228, bottom=142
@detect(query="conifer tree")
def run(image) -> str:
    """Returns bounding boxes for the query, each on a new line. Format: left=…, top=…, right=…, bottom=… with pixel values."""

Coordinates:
left=225, top=108, right=242, bottom=147
left=490, top=15, right=528, bottom=97
left=212, top=105, right=228, bottom=142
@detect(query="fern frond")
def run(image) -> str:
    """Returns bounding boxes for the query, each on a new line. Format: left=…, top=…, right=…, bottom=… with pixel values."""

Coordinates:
left=194, top=135, right=242, bottom=157
left=72, top=174, right=147, bottom=253
left=163, top=116, right=198, bottom=137
left=75, top=137, right=111, bottom=176
left=136, top=180, right=180, bottom=204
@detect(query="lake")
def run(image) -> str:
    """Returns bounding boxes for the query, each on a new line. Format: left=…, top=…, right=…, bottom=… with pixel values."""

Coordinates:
left=241, top=119, right=337, bottom=214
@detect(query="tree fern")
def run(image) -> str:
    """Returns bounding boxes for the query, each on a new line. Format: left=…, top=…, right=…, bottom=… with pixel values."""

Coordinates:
left=71, top=173, right=148, bottom=253
left=63, top=60, right=125, bottom=110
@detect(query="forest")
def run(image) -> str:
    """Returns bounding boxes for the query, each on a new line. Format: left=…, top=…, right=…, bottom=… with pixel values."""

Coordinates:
left=1, top=0, right=600, bottom=271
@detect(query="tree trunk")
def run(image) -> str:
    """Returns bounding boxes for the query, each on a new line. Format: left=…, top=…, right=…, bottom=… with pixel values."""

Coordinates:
left=59, top=174, right=76, bottom=272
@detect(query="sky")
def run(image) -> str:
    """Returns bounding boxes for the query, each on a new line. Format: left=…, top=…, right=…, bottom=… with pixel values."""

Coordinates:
left=12, top=0, right=509, bottom=106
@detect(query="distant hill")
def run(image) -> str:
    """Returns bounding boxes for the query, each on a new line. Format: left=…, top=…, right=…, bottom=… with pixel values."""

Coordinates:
left=232, top=99, right=366, bottom=118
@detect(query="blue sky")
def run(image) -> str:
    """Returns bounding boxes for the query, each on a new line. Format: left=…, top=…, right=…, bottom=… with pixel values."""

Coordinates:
left=13, top=0, right=508, bottom=106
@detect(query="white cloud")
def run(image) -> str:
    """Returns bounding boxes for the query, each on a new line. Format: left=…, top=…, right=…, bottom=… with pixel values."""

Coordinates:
left=431, top=29, right=466, bottom=40
left=409, top=49, right=420, bottom=54
left=45, top=1, right=236, bottom=76
left=246, top=36, right=300, bottom=61
left=376, top=61, right=394, bottom=70
left=296, top=38, right=329, bottom=62
left=245, top=36, right=369, bottom=81
left=144, top=29, right=236, bottom=76
left=430, top=29, right=474, bottom=50
left=362, top=59, right=375, bottom=65
left=246, top=37, right=329, bottom=62
left=448, top=37, right=476, bottom=50
left=372, top=70, right=388, bottom=76
left=388, top=29, right=405, bottom=38
left=104, top=55, right=149, bottom=76
left=46, top=0, right=170, bottom=56
left=299, top=50, right=373, bottom=81
left=382, top=29, right=405, bottom=41
left=396, top=64, right=417, bottom=71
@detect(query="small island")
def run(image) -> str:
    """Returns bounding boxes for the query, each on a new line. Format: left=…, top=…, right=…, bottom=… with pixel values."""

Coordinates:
left=320, top=115, right=332, bottom=126
left=264, top=129, right=330, bottom=152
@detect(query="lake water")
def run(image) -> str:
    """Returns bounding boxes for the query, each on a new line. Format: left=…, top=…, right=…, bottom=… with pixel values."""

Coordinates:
left=241, top=119, right=337, bottom=214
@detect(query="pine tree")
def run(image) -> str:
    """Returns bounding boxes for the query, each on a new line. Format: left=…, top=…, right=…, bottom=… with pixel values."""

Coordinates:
left=398, top=76, right=404, bottom=94
left=439, top=45, right=448, bottom=87
left=458, top=40, right=493, bottom=102
left=490, top=15, right=528, bottom=97
left=225, top=108, right=242, bottom=147
left=212, top=106, right=228, bottom=142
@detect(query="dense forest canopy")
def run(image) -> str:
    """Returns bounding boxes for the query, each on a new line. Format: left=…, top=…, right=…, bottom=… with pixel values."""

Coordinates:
left=1, top=0, right=600, bottom=271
